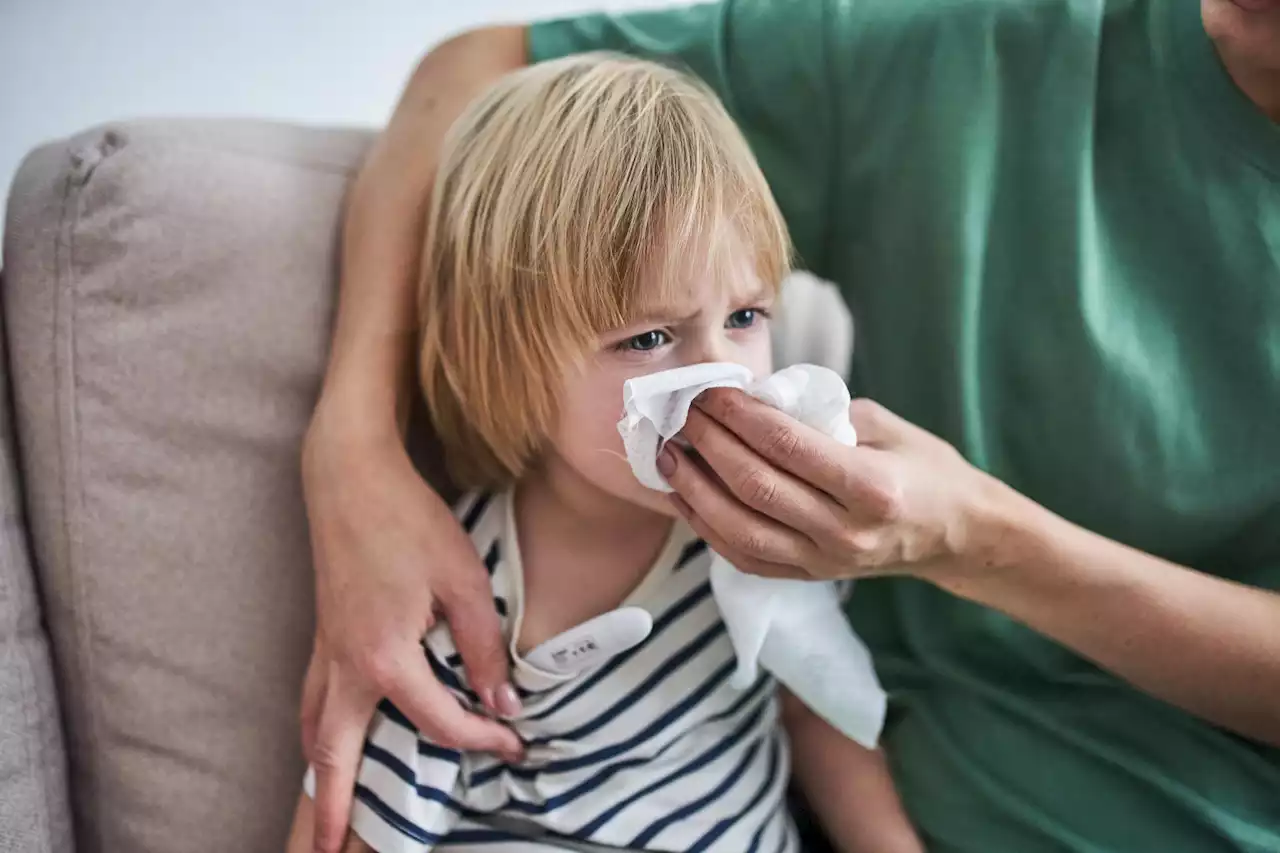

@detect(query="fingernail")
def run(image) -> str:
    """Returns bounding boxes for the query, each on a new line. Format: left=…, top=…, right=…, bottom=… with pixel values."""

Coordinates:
left=478, top=687, right=497, bottom=715
left=657, top=446, right=677, bottom=477
left=495, top=683, right=522, bottom=718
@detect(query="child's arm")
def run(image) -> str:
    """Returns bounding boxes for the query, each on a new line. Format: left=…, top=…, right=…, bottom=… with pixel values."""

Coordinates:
left=782, top=692, right=925, bottom=853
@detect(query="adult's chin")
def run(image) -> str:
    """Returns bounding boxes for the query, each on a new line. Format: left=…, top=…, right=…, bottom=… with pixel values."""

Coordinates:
left=1228, top=0, right=1280, bottom=11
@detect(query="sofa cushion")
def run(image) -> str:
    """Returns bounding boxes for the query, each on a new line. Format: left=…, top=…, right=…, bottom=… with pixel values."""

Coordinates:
left=3, top=120, right=374, bottom=852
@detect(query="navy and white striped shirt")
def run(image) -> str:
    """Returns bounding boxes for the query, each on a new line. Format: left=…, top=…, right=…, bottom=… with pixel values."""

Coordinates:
left=308, top=489, right=799, bottom=852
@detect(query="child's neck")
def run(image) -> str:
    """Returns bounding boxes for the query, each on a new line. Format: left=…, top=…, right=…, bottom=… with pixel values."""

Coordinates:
left=512, top=460, right=673, bottom=652
left=517, top=461, right=671, bottom=556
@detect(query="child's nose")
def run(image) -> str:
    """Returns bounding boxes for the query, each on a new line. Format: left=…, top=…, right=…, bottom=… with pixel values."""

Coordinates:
left=685, top=334, right=734, bottom=365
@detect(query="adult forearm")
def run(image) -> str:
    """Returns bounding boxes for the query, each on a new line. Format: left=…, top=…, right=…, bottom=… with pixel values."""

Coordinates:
left=662, top=391, right=1280, bottom=743
left=946, top=489, right=1280, bottom=745
left=311, top=25, right=529, bottom=444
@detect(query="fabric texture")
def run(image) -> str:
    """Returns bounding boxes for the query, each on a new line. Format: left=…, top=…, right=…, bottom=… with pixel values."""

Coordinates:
left=3, top=120, right=375, bottom=852
left=529, top=1, right=1280, bottom=850
left=0, top=266, right=74, bottom=851
left=306, top=490, right=800, bottom=853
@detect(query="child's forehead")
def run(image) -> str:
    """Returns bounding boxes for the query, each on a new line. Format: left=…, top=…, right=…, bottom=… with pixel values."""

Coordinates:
left=628, top=261, right=773, bottom=321
left=610, top=216, right=786, bottom=326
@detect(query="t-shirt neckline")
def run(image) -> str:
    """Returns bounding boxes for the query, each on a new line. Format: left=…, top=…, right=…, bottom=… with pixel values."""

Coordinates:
left=501, top=489, right=697, bottom=689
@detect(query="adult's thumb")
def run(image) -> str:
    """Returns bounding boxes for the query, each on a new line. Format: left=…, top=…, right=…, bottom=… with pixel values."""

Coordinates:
left=300, top=642, right=329, bottom=762
left=849, top=398, right=911, bottom=448
left=440, top=574, right=520, bottom=718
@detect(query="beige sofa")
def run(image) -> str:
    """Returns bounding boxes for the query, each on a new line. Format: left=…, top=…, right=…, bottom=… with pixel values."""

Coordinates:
left=0, top=119, right=852, bottom=853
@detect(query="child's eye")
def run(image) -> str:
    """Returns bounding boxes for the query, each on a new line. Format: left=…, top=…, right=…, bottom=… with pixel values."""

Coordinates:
left=622, top=330, right=672, bottom=352
left=727, top=308, right=768, bottom=329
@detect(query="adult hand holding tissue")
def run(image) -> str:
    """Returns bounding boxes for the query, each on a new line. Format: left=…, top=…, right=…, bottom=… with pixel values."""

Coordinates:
left=617, top=363, right=887, bottom=748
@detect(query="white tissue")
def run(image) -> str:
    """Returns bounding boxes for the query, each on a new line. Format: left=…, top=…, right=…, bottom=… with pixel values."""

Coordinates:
left=618, top=363, right=753, bottom=492
left=616, top=363, right=887, bottom=748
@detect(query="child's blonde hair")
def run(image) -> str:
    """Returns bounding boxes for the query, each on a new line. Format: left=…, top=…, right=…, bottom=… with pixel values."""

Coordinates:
left=419, top=53, right=791, bottom=489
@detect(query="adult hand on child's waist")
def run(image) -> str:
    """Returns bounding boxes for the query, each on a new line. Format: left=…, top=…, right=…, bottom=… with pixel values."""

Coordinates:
left=300, top=416, right=524, bottom=853
left=659, top=389, right=1017, bottom=583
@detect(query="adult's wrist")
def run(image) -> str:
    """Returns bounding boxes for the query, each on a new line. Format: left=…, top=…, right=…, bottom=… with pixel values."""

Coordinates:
left=927, top=472, right=1063, bottom=603
left=303, top=378, right=406, bottom=480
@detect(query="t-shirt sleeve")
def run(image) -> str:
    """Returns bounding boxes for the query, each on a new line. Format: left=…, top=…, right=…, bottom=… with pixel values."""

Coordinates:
left=527, top=0, right=838, bottom=278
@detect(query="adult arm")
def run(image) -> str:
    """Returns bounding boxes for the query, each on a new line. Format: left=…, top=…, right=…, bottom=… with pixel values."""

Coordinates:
left=300, top=26, right=529, bottom=853
left=782, top=694, right=924, bottom=853
left=663, top=393, right=1280, bottom=746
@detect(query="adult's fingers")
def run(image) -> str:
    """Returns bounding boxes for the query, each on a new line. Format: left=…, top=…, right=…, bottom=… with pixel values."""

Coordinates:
left=300, top=642, right=329, bottom=763
left=311, top=669, right=376, bottom=853
left=668, top=495, right=810, bottom=580
left=694, top=391, right=907, bottom=533
left=437, top=564, right=520, bottom=719
left=659, top=443, right=814, bottom=568
left=382, top=655, right=524, bottom=762
left=679, top=408, right=844, bottom=538
left=693, top=388, right=857, bottom=496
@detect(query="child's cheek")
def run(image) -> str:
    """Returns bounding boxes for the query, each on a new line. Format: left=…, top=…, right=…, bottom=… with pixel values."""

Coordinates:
left=555, top=363, right=629, bottom=452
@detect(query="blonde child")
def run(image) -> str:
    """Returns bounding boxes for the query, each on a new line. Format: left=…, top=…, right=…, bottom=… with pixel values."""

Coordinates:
left=288, top=53, right=922, bottom=853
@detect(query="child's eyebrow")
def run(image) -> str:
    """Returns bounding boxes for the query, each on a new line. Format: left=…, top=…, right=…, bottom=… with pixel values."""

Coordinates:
left=627, top=284, right=772, bottom=327
left=732, top=284, right=772, bottom=306
left=628, top=305, right=702, bottom=327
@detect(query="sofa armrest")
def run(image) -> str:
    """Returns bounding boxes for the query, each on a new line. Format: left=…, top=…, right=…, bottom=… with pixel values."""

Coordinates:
left=0, top=267, right=75, bottom=853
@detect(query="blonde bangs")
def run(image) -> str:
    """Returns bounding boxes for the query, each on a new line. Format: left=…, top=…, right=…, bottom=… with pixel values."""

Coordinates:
left=419, top=53, right=791, bottom=489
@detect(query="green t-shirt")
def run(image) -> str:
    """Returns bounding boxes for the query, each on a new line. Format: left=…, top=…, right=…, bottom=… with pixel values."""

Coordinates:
left=529, top=1, right=1280, bottom=850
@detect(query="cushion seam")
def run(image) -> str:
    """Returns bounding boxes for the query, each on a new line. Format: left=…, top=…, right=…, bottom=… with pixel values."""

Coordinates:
left=99, top=131, right=368, bottom=176
left=55, top=150, right=104, bottom=852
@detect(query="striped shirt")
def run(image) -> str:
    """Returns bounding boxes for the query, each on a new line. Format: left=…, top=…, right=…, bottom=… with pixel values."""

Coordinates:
left=309, top=489, right=800, bottom=852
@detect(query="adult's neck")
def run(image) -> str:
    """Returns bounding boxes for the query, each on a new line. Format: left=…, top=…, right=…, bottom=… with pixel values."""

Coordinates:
left=1203, top=0, right=1280, bottom=122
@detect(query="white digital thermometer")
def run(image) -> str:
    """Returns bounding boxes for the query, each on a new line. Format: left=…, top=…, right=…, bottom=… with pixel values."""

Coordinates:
left=524, top=607, right=654, bottom=676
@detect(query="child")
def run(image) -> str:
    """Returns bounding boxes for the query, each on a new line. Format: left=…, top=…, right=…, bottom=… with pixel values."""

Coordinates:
left=287, top=53, right=923, bottom=853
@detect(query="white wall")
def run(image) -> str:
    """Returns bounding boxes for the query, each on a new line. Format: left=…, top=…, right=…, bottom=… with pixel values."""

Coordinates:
left=0, top=0, right=678, bottom=240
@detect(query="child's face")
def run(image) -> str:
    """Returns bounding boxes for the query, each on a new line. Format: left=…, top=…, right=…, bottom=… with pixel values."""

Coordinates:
left=545, top=250, right=776, bottom=519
